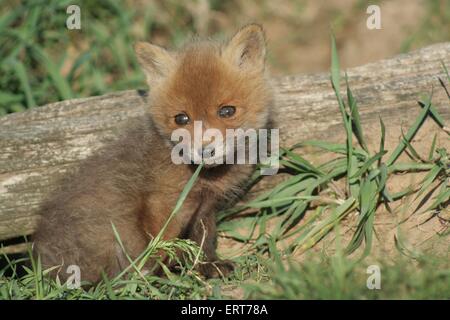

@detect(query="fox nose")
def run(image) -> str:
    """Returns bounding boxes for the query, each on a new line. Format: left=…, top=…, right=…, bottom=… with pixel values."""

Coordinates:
left=200, top=146, right=215, bottom=159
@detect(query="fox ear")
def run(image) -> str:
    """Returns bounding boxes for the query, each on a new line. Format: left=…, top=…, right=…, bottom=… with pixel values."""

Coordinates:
left=134, top=42, right=175, bottom=87
left=223, top=24, right=266, bottom=72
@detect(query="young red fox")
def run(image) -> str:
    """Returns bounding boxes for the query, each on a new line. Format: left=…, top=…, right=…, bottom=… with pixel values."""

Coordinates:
left=33, top=24, right=273, bottom=283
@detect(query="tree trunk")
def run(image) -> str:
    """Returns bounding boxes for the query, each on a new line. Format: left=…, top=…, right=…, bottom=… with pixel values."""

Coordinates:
left=1, top=43, right=449, bottom=253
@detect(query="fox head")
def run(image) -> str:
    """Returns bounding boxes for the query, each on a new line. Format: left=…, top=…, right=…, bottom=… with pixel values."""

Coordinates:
left=134, top=24, right=272, bottom=166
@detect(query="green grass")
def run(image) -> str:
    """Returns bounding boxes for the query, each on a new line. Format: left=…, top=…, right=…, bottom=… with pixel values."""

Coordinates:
left=1, top=33, right=449, bottom=299
left=0, top=0, right=212, bottom=115
left=2, top=247, right=449, bottom=300
left=244, top=248, right=450, bottom=299
left=2, top=0, right=449, bottom=115
left=217, top=35, right=449, bottom=260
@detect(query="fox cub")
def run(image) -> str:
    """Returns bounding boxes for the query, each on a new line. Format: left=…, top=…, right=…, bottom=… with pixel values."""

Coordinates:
left=33, top=24, right=273, bottom=283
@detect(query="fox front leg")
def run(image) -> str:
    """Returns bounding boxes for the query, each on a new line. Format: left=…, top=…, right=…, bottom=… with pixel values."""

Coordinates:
left=187, top=209, right=234, bottom=278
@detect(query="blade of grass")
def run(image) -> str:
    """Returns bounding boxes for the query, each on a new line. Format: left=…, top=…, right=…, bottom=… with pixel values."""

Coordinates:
left=386, top=93, right=432, bottom=166
left=11, top=59, right=36, bottom=108
left=428, top=134, right=437, bottom=161
left=346, top=73, right=368, bottom=152
left=31, top=45, right=73, bottom=100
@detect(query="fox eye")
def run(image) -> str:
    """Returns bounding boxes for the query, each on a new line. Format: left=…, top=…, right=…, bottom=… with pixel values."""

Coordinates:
left=218, top=105, right=236, bottom=118
left=174, top=113, right=190, bottom=125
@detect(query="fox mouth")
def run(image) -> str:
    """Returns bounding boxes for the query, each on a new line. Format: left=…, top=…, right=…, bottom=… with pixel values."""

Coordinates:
left=200, top=161, right=224, bottom=168
left=189, top=153, right=229, bottom=168
left=174, top=144, right=233, bottom=167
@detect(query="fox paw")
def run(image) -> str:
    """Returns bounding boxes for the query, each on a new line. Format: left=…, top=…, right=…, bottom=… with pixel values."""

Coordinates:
left=198, top=259, right=235, bottom=278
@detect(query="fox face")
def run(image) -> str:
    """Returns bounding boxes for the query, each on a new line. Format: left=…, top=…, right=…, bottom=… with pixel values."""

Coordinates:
left=135, top=24, right=272, bottom=165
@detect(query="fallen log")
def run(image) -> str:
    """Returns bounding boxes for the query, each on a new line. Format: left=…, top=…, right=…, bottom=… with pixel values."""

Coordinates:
left=1, top=43, right=449, bottom=252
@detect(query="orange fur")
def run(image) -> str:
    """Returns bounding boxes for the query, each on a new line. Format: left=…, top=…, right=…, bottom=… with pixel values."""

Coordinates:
left=33, top=24, right=273, bottom=283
